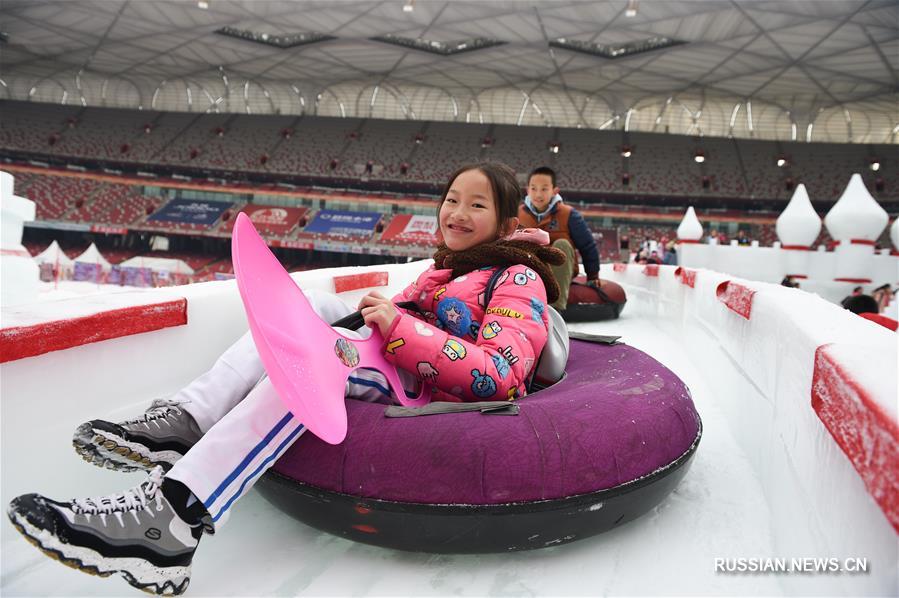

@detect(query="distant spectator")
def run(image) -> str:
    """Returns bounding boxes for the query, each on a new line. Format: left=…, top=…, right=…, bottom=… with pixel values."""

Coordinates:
left=842, top=291, right=898, bottom=330
left=871, top=284, right=894, bottom=313
left=781, top=275, right=800, bottom=289
left=736, top=230, right=751, bottom=246
left=841, top=294, right=879, bottom=314
left=707, top=229, right=719, bottom=245
left=663, top=241, right=677, bottom=266
left=518, top=166, right=600, bottom=310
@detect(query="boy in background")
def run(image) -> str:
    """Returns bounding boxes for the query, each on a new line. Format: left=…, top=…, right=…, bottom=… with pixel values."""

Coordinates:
left=518, top=166, right=600, bottom=310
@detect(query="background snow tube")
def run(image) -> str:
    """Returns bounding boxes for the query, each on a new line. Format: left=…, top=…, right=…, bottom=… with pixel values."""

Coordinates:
left=559, top=277, right=627, bottom=322
left=258, top=339, right=701, bottom=553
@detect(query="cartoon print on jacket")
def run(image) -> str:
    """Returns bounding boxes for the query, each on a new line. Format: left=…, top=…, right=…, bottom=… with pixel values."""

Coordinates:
left=530, top=297, right=545, bottom=324
left=470, top=369, right=497, bottom=397
left=414, top=321, right=436, bottom=337
left=486, top=306, right=524, bottom=319
left=384, top=263, right=549, bottom=403
left=491, top=354, right=511, bottom=379
left=499, top=345, right=519, bottom=365
left=442, top=339, right=467, bottom=361
left=385, top=337, right=405, bottom=355
left=482, top=321, right=502, bottom=339
left=523, top=357, right=535, bottom=375
left=437, top=297, right=472, bottom=337
left=417, top=361, right=439, bottom=382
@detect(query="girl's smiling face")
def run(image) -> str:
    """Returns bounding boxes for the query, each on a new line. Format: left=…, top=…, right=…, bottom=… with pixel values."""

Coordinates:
left=439, top=169, right=501, bottom=251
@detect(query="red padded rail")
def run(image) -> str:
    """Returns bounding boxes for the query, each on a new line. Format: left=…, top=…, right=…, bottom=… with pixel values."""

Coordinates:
left=811, top=344, right=899, bottom=533
left=675, top=267, right=696, bottom=288
left=716, top=280, right=755, bottom=320
left=1, top=299, right=187, bottom=363
left=333, top=271, right=389, bottom=293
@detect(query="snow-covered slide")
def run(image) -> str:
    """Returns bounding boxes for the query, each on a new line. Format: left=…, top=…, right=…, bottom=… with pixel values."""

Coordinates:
left=1, top=261, right=895, bottom=596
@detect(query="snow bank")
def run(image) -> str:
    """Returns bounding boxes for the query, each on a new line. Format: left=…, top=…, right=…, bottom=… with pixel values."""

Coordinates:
left=605, top=262, right=897, bottom=595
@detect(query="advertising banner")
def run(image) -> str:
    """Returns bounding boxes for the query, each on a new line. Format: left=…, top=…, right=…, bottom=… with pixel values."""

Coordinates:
left=122, top=266, right=154, bottom=287
left=304, top=209, right=381, bottom=237
left=107, top=265, right=122, bottom=285
left=147, top=199, right=232, bottom=226
left=73, top=262, right=102, bottom=282
left=240, top=205, right=307, bottom=235
left=380, top=214, right=439, bottom=244
left=271, top=239, right=314, bottom=250
left=90, top=225, right=128, bottom=235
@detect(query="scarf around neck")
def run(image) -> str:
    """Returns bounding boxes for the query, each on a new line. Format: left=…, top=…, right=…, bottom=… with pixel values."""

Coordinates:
left=524, top=194, right=563, bottom=221
left=432, top=239, right=566, bottom=304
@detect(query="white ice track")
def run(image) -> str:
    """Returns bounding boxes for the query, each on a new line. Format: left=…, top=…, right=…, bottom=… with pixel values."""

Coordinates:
left=1, top=262, right=896, bottom=597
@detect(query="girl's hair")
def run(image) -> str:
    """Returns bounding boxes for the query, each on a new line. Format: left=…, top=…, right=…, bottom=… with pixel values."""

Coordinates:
left=437, top=162, right=521, bottom=236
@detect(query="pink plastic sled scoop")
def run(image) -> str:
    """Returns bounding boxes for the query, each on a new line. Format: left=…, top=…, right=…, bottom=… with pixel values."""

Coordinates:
left=232, top=213, right=430, bottom=445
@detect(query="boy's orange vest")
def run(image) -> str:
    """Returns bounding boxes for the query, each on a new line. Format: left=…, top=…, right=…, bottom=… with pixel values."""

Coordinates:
left=518, top=202, right=579, bottom=275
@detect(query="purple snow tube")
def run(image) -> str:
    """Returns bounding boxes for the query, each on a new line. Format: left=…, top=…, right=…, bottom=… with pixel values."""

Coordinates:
left=258, top=339, right=702, bottom=553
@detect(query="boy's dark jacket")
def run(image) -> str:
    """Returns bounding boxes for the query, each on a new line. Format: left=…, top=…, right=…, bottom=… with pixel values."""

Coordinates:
left=518, top=201, right=600, bottom=279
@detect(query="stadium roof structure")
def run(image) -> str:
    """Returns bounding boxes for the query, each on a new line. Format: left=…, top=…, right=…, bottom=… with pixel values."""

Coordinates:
left=0, top=0, right=896, bottom=143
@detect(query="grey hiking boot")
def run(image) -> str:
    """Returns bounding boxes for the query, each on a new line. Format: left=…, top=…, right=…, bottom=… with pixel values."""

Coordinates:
left=7, top=467, right=203, bottom=596
left=73, top=399, right=203, bottom=473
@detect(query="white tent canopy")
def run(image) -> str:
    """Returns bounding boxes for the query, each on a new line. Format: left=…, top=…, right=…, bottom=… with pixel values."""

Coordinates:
left=119, top=255, right=195, bottom=276
left=73, top=243, right=112, bottom=271
left=33, top=240, right=75, bottom=268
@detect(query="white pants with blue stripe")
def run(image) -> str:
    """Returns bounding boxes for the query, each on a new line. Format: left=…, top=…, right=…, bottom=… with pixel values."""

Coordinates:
left=166, top=289, right=410, bottom=530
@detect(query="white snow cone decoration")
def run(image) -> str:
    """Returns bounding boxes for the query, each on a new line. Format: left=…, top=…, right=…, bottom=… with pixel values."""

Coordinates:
left=891, top=218, right=899, bottom=252
left=677, top=206, right=703, bottom=241
left=824, top=174, right=888, bottom=242
left=776, top=184, right=820, bottom=247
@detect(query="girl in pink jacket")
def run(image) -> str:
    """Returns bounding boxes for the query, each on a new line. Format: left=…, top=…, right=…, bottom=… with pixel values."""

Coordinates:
left=8, top=162, right=565, bottom=595
left=361, top=163, right=565, bottom=403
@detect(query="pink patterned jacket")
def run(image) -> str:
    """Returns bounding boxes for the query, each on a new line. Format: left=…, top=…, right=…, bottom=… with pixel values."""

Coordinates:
left=383, top=263, right=549, bottom=403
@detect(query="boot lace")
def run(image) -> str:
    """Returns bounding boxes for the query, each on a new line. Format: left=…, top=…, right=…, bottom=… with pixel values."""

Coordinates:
left=122, top=398, right=187, bottom=427
left=71, top=466, right=165, bottom=515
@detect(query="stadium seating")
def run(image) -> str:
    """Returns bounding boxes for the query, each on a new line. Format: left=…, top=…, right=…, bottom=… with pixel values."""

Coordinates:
left=105, top=189, right=165, bottom=226
left=404, top=121, right=486, bottom=182
left=0, top=102, right=78, bottom=155
left=125, top=111, right=199, bottom=163
left=267, top=116, right=364, bottom=176
left=194, top=257, right=234, bottom=280
left=12, top=171, right=102, bottom=220
left=483, top=124, right=557, bottom=180
left=335, top=119, right=420, bottom=178
left=554, top=128, right=620, bottom=192
left=2, top=100, right=892, bottom=203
